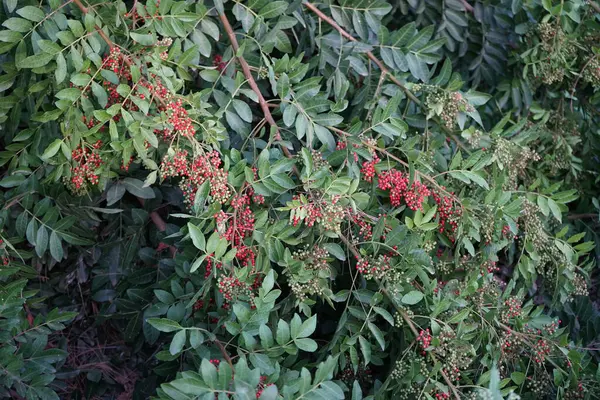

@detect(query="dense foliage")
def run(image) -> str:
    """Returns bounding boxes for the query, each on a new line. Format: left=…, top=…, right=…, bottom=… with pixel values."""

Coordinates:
left=1, top=0, right=600, bottom=399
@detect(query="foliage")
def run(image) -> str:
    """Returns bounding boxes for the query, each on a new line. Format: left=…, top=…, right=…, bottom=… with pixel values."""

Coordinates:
left=0, top=0, right=600, bottom=399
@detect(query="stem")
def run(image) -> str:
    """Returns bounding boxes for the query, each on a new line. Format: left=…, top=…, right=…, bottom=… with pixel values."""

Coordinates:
left=217, top=12, right=293, bottom=159
left=302, top=1, right=470, bottom=154
left=461, top=0, right=474, bottom=13
left=213, top=339, right=235, bottom=370
left=337, top=233, right=461, bottom=400
left=72, top=0, right=88, bottom=13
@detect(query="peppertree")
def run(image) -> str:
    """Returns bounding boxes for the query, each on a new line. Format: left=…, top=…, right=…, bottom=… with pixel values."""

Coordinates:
left=0, top=0, right=599, bottom=399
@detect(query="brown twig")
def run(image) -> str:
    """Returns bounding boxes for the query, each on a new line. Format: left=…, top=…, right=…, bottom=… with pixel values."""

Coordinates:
left=568, top=213, right=599, bottom=220
left=96, top=28, right=114, bottom=49
left=589, top=0, right=600, bottom=14
left=338, top=234, right=461, bottom=400
left=217, top=12, right=293, bottom=158
left=302, top=1, right=470, bottom=154
left=460, top=0, right=474, bottom=13
left=72, top=0, right=88, bottom=13
left=214, top=339, right=234, bottom=370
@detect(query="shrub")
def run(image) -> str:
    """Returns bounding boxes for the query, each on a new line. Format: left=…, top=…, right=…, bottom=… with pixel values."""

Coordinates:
left=0, top=0, right=599, bottom=399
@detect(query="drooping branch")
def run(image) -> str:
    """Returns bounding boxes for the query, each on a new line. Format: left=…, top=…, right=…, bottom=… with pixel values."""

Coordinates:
left=338, top=233, right=461, bottom=400
left=302, top=1, right=470, bottom=153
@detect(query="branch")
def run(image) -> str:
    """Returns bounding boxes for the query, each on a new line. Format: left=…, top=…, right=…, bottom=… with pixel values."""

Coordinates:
left=72, top=0, right=88, bottom=14
left=568, top=213, right=599, bottom=220
left=302, top=1, right=470, bottom=154
left=461, top=0, right=474, bottom=13
left=589, top=0, right=600, bottom=14
left=217, top=12, right=294, bottom=158
left=136, top=197, right=177, bottom=257
left=338, top=234, right=461, bottom=400
left=214, top=339, right=235, bottom=371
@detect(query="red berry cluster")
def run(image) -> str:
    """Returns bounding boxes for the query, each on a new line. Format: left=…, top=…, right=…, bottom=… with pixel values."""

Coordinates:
left=203, top=254, right=223, bottom=279
left=214, top=191, right=259, bottom=267
left=355, top=255, right=390, bottom=280
left=432, top=191, right=461, bottom=236
left=378, top=170, right=431, bottom=211
left=501, top=296, right=522, bottom=323
left=67, top=142, right=104, bottom=194
left=160, top=150, right=231, bottom=205
left=435, top=392, right=450, bottom=399
left=360, top=154, right=380, bottom=182
left=500, top=330, right=522, bottom=355
left=165, top=99, right=195, bottom=137
left=217, top=275, right=252, bottom=304
left=416, top=329, right=432, bottom=353
left=533, top=338, right=551, bottom=364
left=501, top=224, right=518, bottom=239
left=336, top=140, right=347, bottom=150
left=213, top=55, right=227, bottom=72
left=480, top=260, right=500, bottom=276
left=290, top=196, right=323, bottom=227
left=209, top=359, right=220, bottom=366
left=355, top=256, right=371, bottom=274
left=255, top=376, right=274, bottom=399
left=349, top=211, right=373, bottom=240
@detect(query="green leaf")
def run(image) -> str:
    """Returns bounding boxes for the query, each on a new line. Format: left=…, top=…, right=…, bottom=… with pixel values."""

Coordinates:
left=2, top=18, right=33, bottom=33
left=154, top=289, right=175, bottom=304
left=368, top=322, right=385, bottom=350
left=259, top=1, right=288, bottom=19
left=123, top=177, right=155, bottom=199
left=0, top=30, right=22, bottom=43
left=358, top=335, right=371, bottom=365
left=547, top=198, right=561, bottom=222
left=201, top=358, right=218, bottom=387
left=352, top=381, right=363, bottom=400
left=314, top=125, right=335, bottom=151
left=147, top=318, right=182, bottom=332
left=319, top=381, right=344, bottom=399
left=130, top=32, right=155, bottom=46
left=71, top=73, right=92, bottom=86
left=169, top=330, right=186, bottom=355
left=55, top=53, right=67, bottom=84
left=232, top=99, right=253, bottom=123
left=297, top=315, right=317, bottom=338
left=49, top=231, right=63, bottom=261
left=188, top=223, right=206, bottom=251
left=0, top=175, right=25, bottom=188
left=17, top=6, right=45, bottom=22
left=277, top=73, right=290, bottom=98
left=323, top=243, right=346, bottom=260
left=41, top=139, right=62, bottom=161
left=294, top=338, right=317, bottom=352
left=20, top=52, right=54, bottom=69
left=276, top=319, right=290, bottom=345
left=401, top=290, right=424, bottom=305
left=462, top=171, right=489, bottom=189
left=35, top=225, right=49, bottom=257
left=373, top=306, right=394, bottom=325
left=511, top=371, right=525, bottom=385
